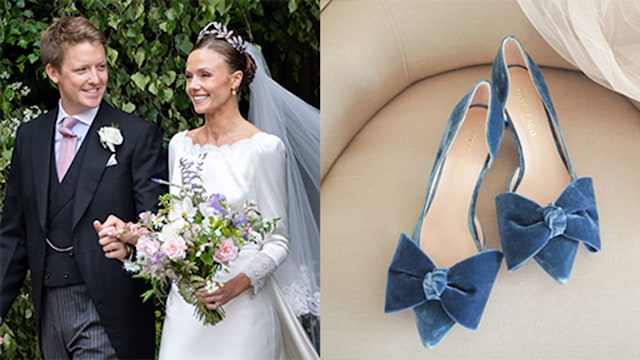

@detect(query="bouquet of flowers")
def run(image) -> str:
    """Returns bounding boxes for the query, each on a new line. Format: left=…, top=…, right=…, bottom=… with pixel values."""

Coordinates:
left=124, top=155, right=279, bottom=326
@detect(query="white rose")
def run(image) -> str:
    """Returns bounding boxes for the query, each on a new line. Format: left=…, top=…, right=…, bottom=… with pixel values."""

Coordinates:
left=98, top=126, right=124, bottom=152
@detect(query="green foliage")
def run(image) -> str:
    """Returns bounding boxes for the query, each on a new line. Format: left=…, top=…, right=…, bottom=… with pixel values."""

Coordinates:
left=0, top=0, right=319, bottom=357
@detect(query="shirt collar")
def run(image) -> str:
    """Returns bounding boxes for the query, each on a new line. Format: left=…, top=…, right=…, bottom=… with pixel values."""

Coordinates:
left=56, top=100, right=100, bottom=127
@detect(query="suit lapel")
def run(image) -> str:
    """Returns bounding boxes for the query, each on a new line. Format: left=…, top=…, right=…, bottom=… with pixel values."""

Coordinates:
left=32, top=110, right=57, bottom=231
left=71, top=103, right=112, bottom=230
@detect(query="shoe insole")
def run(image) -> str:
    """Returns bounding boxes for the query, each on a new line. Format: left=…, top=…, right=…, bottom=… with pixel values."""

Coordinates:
left=506, top=67, right=571, bottom=205
left=420, top=86, right=489, bottom=268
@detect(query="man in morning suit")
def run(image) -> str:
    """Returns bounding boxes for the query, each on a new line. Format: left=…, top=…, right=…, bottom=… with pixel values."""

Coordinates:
left=0, top=16, right=167, bottom=359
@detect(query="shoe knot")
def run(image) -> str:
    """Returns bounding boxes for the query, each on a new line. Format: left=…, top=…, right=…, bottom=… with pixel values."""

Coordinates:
left=543, top=203, right=567, bottom=238
left=423, top=267, right=448, bottom=301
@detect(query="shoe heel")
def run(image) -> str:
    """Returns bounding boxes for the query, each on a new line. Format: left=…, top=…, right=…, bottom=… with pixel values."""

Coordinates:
left=491, top=35, right=601, bottom=283
left=385, top=80, right=503, bottom=348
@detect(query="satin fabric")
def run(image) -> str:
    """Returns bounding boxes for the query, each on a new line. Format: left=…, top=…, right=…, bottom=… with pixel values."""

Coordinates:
left=158, top=131, right=317, bottom=359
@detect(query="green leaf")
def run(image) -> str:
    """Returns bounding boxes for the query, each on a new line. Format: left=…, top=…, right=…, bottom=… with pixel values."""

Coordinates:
left=131, top=72, right=150, bottom=90
left=107, top=14, right=121, bottom=30
left=159, top=88, right=173, bottom=103
left=175, top=34, right=192, bottom=55
left=134, top=48, right=146, bottom=67
left=148, top=81, right=159, bottom=96
left=166, top=7, right=178, bottom=21
left=27, top=53, right=39, bottom=64
left=288, top=0, right=298, bottom=12
left=106, top=47, right=119, bottom=65
left=201, top=252, right=213, bottom=266
left=159, top=21, right=169, bottom=33
left=161, top=71, right=177, bottom=86
left=122, top=102, right=136, bottom=113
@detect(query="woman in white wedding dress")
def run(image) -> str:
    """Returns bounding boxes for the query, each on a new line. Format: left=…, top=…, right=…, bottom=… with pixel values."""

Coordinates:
left=97, top=22, right=319, bottom=359
left=156, top=23, right=318, bottom=359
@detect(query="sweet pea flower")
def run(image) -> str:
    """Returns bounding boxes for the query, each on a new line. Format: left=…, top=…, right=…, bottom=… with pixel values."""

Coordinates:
left=209, top=193, right=227, bottom=214
left=233, top=213, right=247, bottom=227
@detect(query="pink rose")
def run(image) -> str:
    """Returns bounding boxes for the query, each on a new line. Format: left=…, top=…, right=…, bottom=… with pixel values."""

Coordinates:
left=214, top=238, right=238, bottom=264
left=136, top=236, right=160, bottom=258
left=162, top=236, right=186, bottom=261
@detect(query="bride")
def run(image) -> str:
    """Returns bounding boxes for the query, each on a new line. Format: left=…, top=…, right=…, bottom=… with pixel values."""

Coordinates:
left=96, top=22, right=319, bottom=359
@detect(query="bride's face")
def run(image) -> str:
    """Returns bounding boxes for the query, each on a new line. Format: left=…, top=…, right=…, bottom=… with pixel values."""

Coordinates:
left=185, top=48, right=241, bottom=114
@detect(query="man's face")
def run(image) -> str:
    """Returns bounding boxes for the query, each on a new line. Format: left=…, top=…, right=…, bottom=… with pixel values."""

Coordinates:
left=46, top=41, right=107, bottom=115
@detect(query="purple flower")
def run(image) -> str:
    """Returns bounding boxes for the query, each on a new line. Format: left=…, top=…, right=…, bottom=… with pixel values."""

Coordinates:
left=233, top=213, right=247, bottom=227
left=209, top=193, right=227, bottom=214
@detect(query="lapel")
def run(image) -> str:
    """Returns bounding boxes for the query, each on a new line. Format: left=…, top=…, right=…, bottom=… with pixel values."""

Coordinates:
left=71, top=101, right=114, bottom=231
left=32, top=110, right=58, bottom=231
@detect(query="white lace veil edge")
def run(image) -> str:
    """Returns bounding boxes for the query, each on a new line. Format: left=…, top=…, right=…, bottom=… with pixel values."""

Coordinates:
left=517, top=0, right=640, bottom=102
left=246, top=44, right=320, bottom=317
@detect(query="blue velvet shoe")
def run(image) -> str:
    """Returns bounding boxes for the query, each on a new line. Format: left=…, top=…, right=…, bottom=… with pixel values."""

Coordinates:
left=491, top=35, right=601, bottom=284
left=385, top=81, right=503, bottom=348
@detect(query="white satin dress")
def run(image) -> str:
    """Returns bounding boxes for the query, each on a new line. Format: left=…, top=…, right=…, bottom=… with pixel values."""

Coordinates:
left=158, top=131, right=314, bottom=360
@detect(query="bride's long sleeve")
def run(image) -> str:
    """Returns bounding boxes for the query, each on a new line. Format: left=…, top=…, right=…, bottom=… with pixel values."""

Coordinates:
left=243, top=137, right=289, bottom=292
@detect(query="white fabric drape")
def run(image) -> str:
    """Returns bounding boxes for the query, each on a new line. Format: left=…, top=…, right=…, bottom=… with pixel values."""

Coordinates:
left=518, top=0, right=640, bottom=101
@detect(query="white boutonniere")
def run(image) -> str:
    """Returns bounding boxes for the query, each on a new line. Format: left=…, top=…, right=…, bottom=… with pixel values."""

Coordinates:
left=98, top=124, right=124, bottom=152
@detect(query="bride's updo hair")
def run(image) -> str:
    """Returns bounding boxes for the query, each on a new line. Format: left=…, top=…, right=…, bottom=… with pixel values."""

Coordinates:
left=194, top=23, right=256, bottom=96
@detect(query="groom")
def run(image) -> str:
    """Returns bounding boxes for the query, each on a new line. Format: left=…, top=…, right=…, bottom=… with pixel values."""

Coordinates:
left=0, top=16, right=166, bottom=358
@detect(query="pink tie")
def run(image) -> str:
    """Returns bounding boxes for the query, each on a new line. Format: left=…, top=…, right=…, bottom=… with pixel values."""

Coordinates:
left=57, top=116, right=79, bottom=181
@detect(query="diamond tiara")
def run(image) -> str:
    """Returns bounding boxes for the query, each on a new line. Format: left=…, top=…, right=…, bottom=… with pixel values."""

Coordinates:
left=196, top=22, right=247, bottom=54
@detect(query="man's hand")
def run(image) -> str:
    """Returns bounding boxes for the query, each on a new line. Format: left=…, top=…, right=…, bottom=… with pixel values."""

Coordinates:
left=93, top=216, right=132, bottom=260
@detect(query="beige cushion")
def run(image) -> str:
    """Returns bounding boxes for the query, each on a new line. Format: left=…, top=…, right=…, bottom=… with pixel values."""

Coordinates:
left=321, top=0, right=640, bottom=358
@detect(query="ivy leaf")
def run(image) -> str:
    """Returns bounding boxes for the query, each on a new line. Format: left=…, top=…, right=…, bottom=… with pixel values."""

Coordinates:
left=166, top=7, right=178, bottom=21
left=27, top=53, right=39, bottom=64
left=161, top=71, right=177, bottom=86
left=131, top=72, right=150, bottom=91
left=175, top=34, right=192, bottom=56
left=107, top=14, right=121, bottom=30
left=159, top=88, right=174, bottom=104
left=148, top=81, right=159, bottom=96
left=106, top=47, right=119, bottom=65
left=122, top=102, right=136, bottom=113
left=134, top=48, right=146, bottom=67
left=288, top=0, right=298, bottom=12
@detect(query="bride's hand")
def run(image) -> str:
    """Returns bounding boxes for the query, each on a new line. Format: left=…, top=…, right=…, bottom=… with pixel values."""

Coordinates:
left=200, top=273, right=252, bottom=310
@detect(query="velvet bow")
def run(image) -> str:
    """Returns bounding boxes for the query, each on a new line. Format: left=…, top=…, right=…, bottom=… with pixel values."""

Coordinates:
left=385, top=233, right=502, bottom=331
left=496, top=177, right=601, bottom=273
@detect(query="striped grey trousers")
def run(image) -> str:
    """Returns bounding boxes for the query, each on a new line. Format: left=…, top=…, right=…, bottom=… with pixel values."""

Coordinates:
left=41, top=284, right=118, bottom=359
